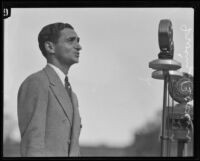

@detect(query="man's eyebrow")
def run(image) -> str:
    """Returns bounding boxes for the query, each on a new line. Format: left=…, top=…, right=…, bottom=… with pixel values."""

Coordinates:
left=66, top=36, right=80, bottom=42
left=66, top=35, right=78, bottom=38
left=66, top=36, right=80, bottom=39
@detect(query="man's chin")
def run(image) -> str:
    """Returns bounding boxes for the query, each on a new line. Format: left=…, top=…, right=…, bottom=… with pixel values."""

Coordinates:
left=69, top=59, right=79, bottom=65
left=73, top=58, right=79, bottom=64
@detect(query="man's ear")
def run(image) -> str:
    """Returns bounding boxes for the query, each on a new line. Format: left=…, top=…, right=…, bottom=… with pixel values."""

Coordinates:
left=44, top=41, right=55, bottom=54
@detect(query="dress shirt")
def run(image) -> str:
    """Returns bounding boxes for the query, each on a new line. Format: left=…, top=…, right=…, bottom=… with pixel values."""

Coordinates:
left=47, top=63, right=66, bottom=86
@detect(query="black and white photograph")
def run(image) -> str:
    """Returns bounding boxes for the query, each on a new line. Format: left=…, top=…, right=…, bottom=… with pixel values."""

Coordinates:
left=3, top=4, right=196, bottom=157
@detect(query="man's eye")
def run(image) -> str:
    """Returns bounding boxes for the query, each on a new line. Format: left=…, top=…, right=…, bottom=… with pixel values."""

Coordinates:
left=66, top=37, right=80, bottom=43
left=67, top=38, right=75, bottom=42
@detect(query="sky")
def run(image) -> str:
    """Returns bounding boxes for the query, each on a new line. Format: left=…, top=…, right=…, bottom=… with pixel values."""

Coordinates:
left=4, top=8, right=193, bottom=147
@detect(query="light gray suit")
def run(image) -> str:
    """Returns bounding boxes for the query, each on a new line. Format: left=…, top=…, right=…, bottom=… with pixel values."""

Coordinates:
left=17, top=65, right=82, bottom=157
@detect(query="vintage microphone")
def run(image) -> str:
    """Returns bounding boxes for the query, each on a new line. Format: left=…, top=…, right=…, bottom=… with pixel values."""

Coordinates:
left=149, top=19, right=193, bottom=157
left=149, top=19, right=181, bottom=156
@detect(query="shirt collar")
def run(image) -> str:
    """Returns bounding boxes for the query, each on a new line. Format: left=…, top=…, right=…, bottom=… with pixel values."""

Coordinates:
left=47, top=63, right=66, bottom=86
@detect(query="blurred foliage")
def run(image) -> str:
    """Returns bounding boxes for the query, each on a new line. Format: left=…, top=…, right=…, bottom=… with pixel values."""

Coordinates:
left=124, top=124, right=160, bottom=156
left=3, top=110, right=193, bottom=157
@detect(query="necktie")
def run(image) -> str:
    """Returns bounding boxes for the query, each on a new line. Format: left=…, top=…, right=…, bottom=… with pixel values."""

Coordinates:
left=65, top=76, right=72, bottom=100
left=65, top=76, right=73, bottom=155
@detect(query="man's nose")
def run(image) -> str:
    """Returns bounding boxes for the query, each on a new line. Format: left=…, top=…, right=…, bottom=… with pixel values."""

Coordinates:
left=75, top=43, right=82, bottom=51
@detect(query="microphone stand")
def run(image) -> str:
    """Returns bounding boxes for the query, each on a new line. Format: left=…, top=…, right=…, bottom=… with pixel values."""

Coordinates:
left=149, top=59, right=181, bottom=157
left=149, top=19, right=193, bottom=157
left=149, top=19, right=181, bottom=156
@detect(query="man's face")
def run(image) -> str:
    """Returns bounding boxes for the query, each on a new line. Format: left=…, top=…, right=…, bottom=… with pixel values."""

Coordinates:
left=53, top=28, right=82, bottom=66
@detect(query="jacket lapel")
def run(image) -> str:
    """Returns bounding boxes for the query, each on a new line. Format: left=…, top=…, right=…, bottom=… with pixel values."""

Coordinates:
left=69, top=91, right=81, bottom=156
left=43, top=65, right=73, bottom=126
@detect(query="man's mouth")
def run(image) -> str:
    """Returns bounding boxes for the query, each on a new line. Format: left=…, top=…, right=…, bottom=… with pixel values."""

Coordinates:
left=75, top=52, right=79, bottom=58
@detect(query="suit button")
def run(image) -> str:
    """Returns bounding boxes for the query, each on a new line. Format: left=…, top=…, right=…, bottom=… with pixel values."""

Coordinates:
left=80, top=124, right=82, bottom=128
left=67, top=139, right=71, bottom=144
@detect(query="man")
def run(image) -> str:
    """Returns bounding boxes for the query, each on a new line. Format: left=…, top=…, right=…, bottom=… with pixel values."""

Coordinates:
left=17, top=22, right=82, bottom=157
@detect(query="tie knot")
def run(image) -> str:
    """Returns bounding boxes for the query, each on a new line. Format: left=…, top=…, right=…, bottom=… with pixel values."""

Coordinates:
left=65, top=76, right=71, bottom=87
left=65, top=76, right=69, bottom=83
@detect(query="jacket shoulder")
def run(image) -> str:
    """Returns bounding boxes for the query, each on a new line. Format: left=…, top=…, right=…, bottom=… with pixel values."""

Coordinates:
left=19, top=69, right=49, bottom=90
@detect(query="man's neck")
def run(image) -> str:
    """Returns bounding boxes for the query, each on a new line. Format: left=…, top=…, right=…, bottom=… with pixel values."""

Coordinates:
left=47, top=60, right=70, bottom=75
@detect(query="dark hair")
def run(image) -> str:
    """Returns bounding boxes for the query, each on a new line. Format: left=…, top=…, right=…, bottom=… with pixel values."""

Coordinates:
left=38, top=22, right=74, bottom=57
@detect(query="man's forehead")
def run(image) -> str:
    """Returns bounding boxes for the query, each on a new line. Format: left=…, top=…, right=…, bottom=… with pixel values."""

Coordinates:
left=60, top=28, right=78, bottom=38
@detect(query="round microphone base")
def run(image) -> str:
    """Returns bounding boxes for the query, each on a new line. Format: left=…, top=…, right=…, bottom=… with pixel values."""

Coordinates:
left=152, top=70, right=183, bottom=80
left=149, top=59, right=181, bottom=70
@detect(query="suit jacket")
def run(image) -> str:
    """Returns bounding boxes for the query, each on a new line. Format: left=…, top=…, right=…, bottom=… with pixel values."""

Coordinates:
left=17, top=65, right=82, bottom=157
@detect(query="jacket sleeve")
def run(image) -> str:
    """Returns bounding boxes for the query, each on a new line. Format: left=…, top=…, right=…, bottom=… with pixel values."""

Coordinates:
left=17, top=77, right=48, bottom=156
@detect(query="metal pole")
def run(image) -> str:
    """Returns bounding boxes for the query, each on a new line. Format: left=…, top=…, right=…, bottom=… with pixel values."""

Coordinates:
left=160, top=71, right=169, bottom=156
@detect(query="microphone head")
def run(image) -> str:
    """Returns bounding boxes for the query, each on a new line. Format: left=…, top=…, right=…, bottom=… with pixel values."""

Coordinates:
left=158, top=19, right=174, bottom=59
